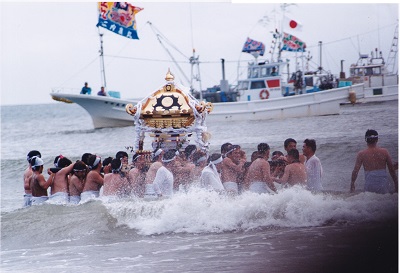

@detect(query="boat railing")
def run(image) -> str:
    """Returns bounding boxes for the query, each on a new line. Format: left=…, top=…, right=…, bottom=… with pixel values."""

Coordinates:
left=51, top=87, right=81, bottom=94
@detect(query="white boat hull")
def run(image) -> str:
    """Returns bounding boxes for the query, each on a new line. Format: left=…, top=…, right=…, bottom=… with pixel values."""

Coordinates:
left=209, top=84, right=364, bottom=122
left=50, top=83, right=376, bottom=128
left=360, top=84, right=398, bottom=103
left=51, top=93, right=137, bottom=128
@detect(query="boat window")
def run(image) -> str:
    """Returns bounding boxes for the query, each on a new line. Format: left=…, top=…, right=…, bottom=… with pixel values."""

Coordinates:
left=305, top=77, right=313, bottom=87
left=271, top=66, right=278, bottom=76
left=372, top=67, right=381, bottom=75
left=238, top=81, right=249, bottom=90
left=247, top=68, right=251, bottom=78
left=252, top=67, right=259, bottom=78
left=365, top=68, right=373, bottom=76
left=261, top=67, right=268, bottom=77
left=250, top=80, right=266, bottom=89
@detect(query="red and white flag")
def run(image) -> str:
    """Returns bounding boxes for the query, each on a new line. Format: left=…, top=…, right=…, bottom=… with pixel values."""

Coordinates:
left=284, top=16, right=302, bottom=31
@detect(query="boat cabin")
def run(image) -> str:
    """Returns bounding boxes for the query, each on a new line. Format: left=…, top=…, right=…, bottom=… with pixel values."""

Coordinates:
left=236, top=61, right=285, bottom=101
left=347, top=49, right=398, bottom=88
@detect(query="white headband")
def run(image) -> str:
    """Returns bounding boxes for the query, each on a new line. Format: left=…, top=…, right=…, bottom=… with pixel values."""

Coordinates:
left=153, top=149, right=163, bottom=157
left=91, top=156, right=101, bottom=169
left=32, top=157, right=44, bottom=167
left=196, top=156, right=208, bottom=164
left=112, top=161, right=122, bottom=173
left=162, top=156, right=176, bottom=163
left=210, top=156, right=223, bottom=165
left=55, top=155, right=63, bottom=168
left=133, top=154, right=141, bottom=162
left=224, top=147, right=237, bottom=156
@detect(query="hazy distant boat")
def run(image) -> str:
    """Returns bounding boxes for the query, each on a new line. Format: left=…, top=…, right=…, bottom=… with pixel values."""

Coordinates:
left=343, top=47, right=398, bottom=103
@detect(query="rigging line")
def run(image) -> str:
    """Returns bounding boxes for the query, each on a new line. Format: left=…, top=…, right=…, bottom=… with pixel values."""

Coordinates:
left=57, top=56, right=100, bottom=88
left=104, top=54, right=253, bottom=65
left=306, top=22, right=397, bottom=49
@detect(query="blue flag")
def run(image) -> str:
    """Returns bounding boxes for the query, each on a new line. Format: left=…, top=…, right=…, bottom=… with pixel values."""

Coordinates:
left=242, top=37, right=265, bottom=56
left=97, top=2, right=143, bottom=40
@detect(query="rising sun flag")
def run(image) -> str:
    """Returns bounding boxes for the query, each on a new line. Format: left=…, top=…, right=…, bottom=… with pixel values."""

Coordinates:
left=97, top=2, right=143, bottom=39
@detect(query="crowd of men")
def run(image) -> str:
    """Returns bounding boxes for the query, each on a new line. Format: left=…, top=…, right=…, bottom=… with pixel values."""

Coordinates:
left=23, top=129, right=397, bottom=207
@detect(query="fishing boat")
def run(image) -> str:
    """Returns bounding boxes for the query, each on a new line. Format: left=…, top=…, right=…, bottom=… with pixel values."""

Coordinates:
left=50, top=3, right=363, bottom=129
left=342, top=47, right=398, bottom=103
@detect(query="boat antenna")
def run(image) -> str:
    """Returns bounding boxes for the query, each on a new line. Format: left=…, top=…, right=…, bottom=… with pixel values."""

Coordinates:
left=318, top=41, right=323, bottom=74
left=98, top=29, right=107, bottom=89
left=189, top=3, right=203, bottom=100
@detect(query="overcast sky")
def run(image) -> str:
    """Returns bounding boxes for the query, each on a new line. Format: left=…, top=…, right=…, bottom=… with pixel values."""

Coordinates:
left=1, top=2, right=398, bottom=105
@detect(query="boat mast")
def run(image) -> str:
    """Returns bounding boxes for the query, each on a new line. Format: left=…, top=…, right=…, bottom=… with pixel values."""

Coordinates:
left=99, top=32, right=107, bottom=89
left=386, top=24, right=398, bottom=75
left=189, top=49, right=203, bottom=100
left=318, top=41, right=323, bottom=74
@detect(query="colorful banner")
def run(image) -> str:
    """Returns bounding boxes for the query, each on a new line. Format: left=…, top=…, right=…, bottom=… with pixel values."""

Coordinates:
left=97, top=2, right=143, bottom=40
left=281, top=32, right=306, bottom=52
left=242, top=37, right=265, bottom=56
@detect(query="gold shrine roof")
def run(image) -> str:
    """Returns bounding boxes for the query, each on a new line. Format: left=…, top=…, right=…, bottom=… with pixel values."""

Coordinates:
left=126, top=71, right=205, bottom=129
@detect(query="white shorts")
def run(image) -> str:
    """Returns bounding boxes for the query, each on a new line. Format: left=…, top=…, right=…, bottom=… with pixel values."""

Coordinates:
left=80, top=191, right=100, bottom=203
left=31, top=196, right=48, bottom=205
left=69, top=195, right=81, bottom=204
left=23, top=194, right=32, bottom=207
left=249, top=181, right=269, bottom=194
left=48, top=192, right=69, bottom=205
left=223, top=182, right=238, bottom=194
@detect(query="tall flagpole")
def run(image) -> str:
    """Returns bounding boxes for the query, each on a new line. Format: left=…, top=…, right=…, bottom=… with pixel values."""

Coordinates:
left=99, top=32, right=107, bottom=89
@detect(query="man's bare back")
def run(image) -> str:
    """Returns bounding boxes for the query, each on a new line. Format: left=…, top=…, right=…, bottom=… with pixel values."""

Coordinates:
left=275, top=162, right=307, bottom=187
left=83, top=170, right=104, bottom=192
left=103, top=173, right=128, bottom=196
left=356, top=147, right=392, bottom=171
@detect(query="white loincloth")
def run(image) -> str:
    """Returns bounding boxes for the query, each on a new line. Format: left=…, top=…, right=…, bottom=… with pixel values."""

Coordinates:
left=223, top=182, right=238, bottom=194
left=31, top=196, right=48, bottom=205
left=48, top=192, right=69, bottom=205
left=364, top=169, right=389, bottom=194
left=69, top=195, right=81, bottom=204
left=249, top=181, right=269, bottom=194
left=80, top=190, right=100, bottom=203
left=23, top=194, right=32, bottom=207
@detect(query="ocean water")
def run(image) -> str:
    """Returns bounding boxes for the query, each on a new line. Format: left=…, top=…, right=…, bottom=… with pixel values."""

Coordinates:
left=1, top=100, right=398, bottom=272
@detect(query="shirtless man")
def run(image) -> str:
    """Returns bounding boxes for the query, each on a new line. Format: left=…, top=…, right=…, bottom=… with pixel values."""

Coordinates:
left=200, top=153, right=225, bottom=193
left=69, top=161, right=87, bottom=204
left=351, top=129, right=398, bottom=194
left=282, top=138, right=306, bottom=164
left=81, top=155, right=104, bottom=202
left=29, top=156, right=52, bottom=205
left=101, top=157, right=113, bottom=175
left=220, top=142, right=232, bottom=158
left=173, top=151, right=195, bottom=192
left=23, top=150, right=41, bottom=207
left=184, top=144, right=197, bottom=162
left=128, top=153, right=148, bottom=197
left=221, top=144, right=245, bottom=194
left=47, top=156, right=73, bottom=204
left=103, top=158, right=129, bottom=198
left=274, top=149, right=307, bottom=187
left=244, top=143, right=277, bottom=194
left=192, top=150, right=209, bottom=185
left=116, top=151, right=131, bottom=176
